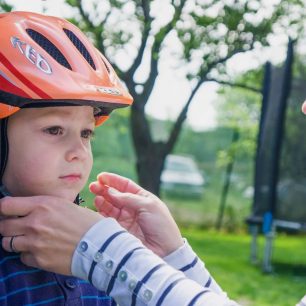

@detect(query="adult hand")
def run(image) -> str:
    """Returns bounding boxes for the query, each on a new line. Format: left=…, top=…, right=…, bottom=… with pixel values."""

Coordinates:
left=89, top=172, right=184, bottom=257
left=0, top=196, right=102, bottom=275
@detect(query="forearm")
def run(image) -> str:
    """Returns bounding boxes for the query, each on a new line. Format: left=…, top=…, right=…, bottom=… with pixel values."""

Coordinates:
left=72, top=218, right=239, bottom=306
left=163, top=239, right=227, bottom=297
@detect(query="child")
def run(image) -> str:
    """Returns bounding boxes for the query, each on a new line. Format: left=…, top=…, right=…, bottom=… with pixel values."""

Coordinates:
left=0, top=10, right=132, bottom=305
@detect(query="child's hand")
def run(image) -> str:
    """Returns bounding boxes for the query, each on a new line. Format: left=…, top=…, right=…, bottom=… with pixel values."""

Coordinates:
left=89, top=172, right=184, bottom=258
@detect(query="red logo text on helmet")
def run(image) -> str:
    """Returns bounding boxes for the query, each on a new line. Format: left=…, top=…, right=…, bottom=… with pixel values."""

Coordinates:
left=11, top=36, right=52, bottom=75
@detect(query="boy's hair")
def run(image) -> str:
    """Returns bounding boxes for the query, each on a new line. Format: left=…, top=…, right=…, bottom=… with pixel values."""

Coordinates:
left=0, top=11, right=133, bottom=187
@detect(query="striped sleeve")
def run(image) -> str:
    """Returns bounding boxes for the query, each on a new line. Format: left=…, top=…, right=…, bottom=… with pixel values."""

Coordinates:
left=163, top=238, right=228, bottom=297
left=71, top=218, right=239, bottom=306
left=296, top=295, right=306, bottom=306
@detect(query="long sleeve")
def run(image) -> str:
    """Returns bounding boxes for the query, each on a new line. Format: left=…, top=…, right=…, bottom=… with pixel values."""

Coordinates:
left=296, top=295, right=306, bottom=306
left=71, top=218, right=239, bottom=306
left=163, top=239, right=228, bottom=297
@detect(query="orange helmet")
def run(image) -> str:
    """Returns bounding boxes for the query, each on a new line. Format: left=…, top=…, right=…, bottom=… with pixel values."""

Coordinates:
left=0, top=11, right=133, bottom=126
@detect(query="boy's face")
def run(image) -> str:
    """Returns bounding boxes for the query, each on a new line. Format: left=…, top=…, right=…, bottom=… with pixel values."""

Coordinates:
left=2, top=106, right=95, bottom=202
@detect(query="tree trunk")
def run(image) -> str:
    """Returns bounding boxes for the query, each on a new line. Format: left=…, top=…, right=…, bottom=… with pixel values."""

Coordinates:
left=136, top=151, right=165, bottom=196
left=130, top=102, right=168, bottom=196
left=215, top=129, right=240, bottom=230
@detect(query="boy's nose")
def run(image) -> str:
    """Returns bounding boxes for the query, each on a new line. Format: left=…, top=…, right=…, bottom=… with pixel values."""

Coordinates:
left=302, top=100, right=306, bottom=115
left=65, top=138, right=89, bottom=162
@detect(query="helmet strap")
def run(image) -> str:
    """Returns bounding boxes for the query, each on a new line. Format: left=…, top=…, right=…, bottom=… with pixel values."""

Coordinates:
left=74, top=194, right=84, bottom=205
left=0, top=118, right=9, bottom=184
left=0, top=185, right=10, bottom=199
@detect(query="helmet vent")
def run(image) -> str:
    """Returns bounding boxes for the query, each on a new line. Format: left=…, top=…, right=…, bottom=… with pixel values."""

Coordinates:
left=26, top=29, right=72, bottom=70
left=63, top=28, right=96, bottom=70
left=101, top=57, right=111, bottom=74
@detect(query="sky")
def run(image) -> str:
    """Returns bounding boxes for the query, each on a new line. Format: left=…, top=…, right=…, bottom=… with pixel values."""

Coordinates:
left=6, top=0, right=289, bottom=130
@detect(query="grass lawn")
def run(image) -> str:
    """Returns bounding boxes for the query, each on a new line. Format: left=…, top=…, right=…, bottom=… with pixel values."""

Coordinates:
left=182, top=228, right=306, bottom=306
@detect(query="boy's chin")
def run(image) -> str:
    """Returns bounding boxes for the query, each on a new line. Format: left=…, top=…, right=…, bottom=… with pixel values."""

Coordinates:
left=43, top=190, right=79, bottom=203
left=3, top=187, right=80, bottom=203
left=59, top=193, right=79, bottom=203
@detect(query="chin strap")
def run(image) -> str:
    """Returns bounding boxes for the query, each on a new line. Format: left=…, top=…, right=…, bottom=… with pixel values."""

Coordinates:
left=0, top=185, right=11, bottom=199
left=0, top=118, right=9, bottom=184
left=0, top=188, right=85, bottom=204
left=74, top=194, right=85, bottom=205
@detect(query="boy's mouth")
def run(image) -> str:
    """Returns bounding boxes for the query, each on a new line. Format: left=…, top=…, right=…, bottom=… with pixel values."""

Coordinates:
left=59, top=174, right=82, bottom=182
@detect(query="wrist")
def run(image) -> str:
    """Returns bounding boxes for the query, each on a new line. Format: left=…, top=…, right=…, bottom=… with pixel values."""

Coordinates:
left=162, top=237, right=184, bottom=257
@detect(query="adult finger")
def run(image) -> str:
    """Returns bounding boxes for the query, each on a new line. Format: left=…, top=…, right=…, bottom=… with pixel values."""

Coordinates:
left=97, top=172, right=143, bottom=194
left=94, top=196, right=120, bottom=219
left=90, top=174, right=154, bottom=201
left=0, top=217, right=26, bottom=237
left=20, top=252, right=38, bottom=269
left=2, top=235, right=28, bottom=253
left=302, top=100, right=306, bottom=114
left=89, top=181, right=107, bottom=196
left=90, top=181, right=123, bottom=198
left=100, top=186, right=154, bottom=212
left=0, top=197, right=36, bottom=217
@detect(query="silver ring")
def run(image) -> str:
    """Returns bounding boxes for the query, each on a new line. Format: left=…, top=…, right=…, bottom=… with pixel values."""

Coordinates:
left=9, top=236, right=18, bottom=253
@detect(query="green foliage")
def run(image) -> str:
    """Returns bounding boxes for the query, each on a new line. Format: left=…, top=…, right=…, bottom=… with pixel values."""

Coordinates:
left=91, top=108, right=133, bottom=159
left=65, top=0, right=78, bottom=7
left=0, top=0, right=12, bottom=12
left=57, top=0, right=306, bottom=86
left=214, top=69, right=262, bottom=168
left=109, top=0, right=126, bottom=9
left=19, top=0, right=305, bottom=193
left=174, top=126, right=233, bottom=164
left=176, top=0, right=304, bottom=80
left=163, top=171, right=252, bottom=231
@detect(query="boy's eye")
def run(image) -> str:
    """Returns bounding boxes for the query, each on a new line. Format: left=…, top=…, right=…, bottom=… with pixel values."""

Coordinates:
left=44, top=126, right=63, bottom=135
left=81, top=129, right=95, bottom=139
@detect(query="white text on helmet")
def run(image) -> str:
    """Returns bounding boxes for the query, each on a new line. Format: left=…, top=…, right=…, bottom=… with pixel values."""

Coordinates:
left=10, top=37, right=52, bottom=75
left=96, top=86, right=121, bottom=96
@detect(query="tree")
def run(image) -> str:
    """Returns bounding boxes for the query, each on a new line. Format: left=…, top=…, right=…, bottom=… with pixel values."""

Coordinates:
left=0, top=0, right=12, bottom=12
left=2, top=0, right=305, bottom=195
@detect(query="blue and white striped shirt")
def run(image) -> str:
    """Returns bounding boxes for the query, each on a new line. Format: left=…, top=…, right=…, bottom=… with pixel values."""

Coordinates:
left=72, top=218, right=239, bottom=306
left=297, top=295, right=306, bottom=306
left=0, top=241, right=115, bottom=306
